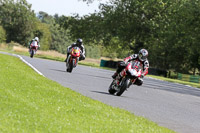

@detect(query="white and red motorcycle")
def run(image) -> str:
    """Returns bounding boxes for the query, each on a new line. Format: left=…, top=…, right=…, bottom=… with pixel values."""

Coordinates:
left=29, top=41, right=39, bottom=58
left=108, top=61, right=143, bottom=96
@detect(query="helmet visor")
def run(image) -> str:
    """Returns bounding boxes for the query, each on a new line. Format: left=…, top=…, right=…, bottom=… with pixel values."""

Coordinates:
left=139, top=53, right=147, bottom=60
left=77, top=42, right=82, bottom=45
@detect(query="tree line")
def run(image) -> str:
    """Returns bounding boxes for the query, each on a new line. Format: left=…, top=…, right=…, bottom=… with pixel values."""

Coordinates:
left=0, top=0, right=73, bottom=52
left=0, top=0, right=200, bottom=75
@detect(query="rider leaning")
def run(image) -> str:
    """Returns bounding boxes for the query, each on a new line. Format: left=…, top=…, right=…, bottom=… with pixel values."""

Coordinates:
left=112, top=49, right=149, bottom=86
left=65, top=38, right=86, bottom=61
left=29, top=37, right=40, bottom=51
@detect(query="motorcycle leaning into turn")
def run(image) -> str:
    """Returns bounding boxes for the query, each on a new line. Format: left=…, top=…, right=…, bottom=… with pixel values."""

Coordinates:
left=108, top=61, right=144, bottom=96
left=66, top=46, right=81, bottom=73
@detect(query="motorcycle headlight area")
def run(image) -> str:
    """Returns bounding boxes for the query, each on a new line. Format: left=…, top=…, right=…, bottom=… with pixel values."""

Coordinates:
left=128, top=69, right=138, bottom=77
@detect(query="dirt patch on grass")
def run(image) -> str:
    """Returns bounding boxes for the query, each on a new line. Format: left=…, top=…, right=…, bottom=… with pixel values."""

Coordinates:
left=0, top=43, right=8, bottom=49
left=13, top=46, right=66, bottom=58
left=37, top=50, right=66, bottom=58
left=13, top=46, right=28, bottom=52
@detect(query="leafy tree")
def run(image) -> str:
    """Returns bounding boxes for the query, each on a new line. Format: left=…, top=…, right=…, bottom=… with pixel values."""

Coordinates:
left=50, top=24, right=73, bottom=54
left=148, top=0, right=200, bottom=73
left=34, top=21, right=51, bottom=50
left=76, top=0, right=200, bottom=74
left=0, top=0, right=36, bottom=45
left=180, top=0, right=200, bottom=74
left=68, top=13, right=105, bottom=44
left=38, top=11, right=55, bottom=25
left=37, top=12, right=73, bottom=53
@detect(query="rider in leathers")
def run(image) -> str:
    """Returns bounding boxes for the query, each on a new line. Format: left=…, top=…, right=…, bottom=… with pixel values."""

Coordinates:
left=29, top=37, right=40, bottom=51
left=65, top=38, right=85, bottom=62
left=112, top=49, right=149, bottom=86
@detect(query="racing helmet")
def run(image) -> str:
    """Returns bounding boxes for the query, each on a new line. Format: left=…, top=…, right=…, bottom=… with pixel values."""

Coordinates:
left=138, top=49, right=148, bottom=61
left=34, top=37, right=39, bottom=42
left=76, top=38, right=83, bottom=45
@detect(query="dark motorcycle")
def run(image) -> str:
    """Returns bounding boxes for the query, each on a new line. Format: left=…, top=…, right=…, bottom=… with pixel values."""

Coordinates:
left=66, top=47, right=81, bottom=73
left=108, top=62, right=143, bottom=96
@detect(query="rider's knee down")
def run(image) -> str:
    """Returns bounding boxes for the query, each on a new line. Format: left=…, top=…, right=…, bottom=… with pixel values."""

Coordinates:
left=82, top=55, right=85, bottom=60
left=135, top=78, right=143, bottom=86
left=80, top=55, right=85, bottom=61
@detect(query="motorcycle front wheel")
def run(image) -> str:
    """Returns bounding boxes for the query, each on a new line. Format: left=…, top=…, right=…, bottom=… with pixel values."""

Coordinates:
left=108, top=80, right=117, bottom=94
left=67, top=60, right=74, bottom=73
left=30, top=49, right=34, bottom=58
left=116, top=78, right=129, bottom=96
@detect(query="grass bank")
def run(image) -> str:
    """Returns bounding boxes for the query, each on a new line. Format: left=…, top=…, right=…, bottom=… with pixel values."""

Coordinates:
left=0, top=53, right=174, bottom=132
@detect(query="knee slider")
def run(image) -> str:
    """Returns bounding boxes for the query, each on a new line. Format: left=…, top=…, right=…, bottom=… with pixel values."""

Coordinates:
left=135, top=78, right=143, bottom=86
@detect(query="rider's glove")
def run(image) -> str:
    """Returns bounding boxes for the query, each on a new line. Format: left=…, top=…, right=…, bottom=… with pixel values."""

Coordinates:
left=118, top=61, right=127, bottom=67
left=122, top=61, right=129, bottom=66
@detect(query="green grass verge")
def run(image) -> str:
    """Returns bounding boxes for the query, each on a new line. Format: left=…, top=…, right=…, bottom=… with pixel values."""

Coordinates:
left=148, top=75, right=200, bottom=88
left=0, top=54, right=174, bottom=132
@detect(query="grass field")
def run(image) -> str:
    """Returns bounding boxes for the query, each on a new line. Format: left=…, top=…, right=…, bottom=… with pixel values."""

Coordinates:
left=0, top=54, right=174, bottom=132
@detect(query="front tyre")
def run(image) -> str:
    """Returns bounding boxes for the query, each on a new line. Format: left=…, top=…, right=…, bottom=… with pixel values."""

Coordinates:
left=67, top=60, right=73, bottom=73
left=116, top=78, right=129, bottom=96
left=108, top=80, right=117, bottom=94
left=30, top=49, right=34, bottom=58
left=66, top=56, right=73, bottom=73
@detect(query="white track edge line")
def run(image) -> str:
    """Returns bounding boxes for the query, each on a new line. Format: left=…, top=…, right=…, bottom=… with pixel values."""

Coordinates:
left=13, top=54, right=45, bottom=77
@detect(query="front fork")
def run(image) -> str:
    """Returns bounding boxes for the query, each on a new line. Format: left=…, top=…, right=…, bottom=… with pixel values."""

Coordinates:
left=66, top=56, right=78, bottom=68
left=73, top=57, right=79, bottom=67
left=114, top=77, right=131, bottom=91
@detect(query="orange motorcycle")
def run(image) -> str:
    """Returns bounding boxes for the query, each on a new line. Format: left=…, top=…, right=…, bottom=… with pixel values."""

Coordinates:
left=66, top=47, right=81, bottom=73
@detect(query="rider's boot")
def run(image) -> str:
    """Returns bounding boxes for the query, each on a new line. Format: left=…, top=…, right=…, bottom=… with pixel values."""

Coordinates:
left=64, top=58, right=67, bottom=62
left=115, top=74, right=122, bottom=86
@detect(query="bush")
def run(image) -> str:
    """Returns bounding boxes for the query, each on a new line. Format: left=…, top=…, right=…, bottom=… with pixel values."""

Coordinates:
left=168, top=71, right=178, bottom=79
left=85, top=45, right=101, bottom=59
left=0, top=26, right=6, bottom=43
